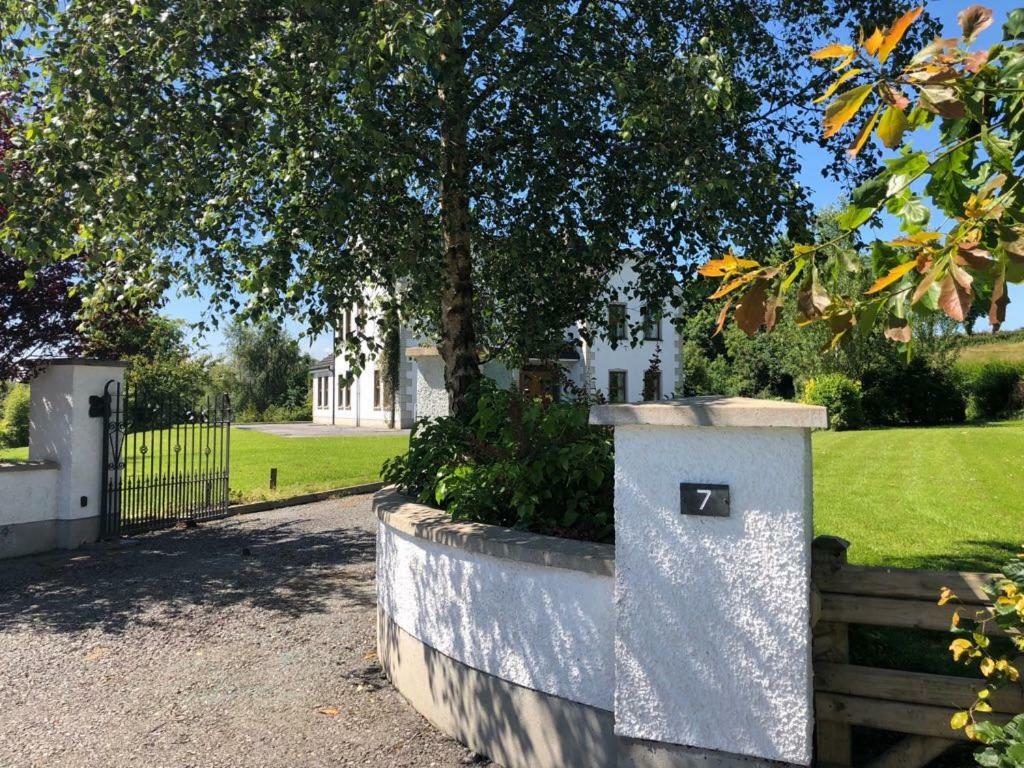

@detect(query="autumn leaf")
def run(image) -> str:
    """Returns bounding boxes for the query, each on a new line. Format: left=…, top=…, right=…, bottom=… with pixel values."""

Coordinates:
left=317, top=706, right=342, bottom=716
left=824, top=84, right=875, bottom=139
left=919, top=86, right=966, bottom=119
left=709, top=270, right=760, bottom=300
left=950, top=638, right=973, bottom=662
left=911, top=265, right=939, bottom=304
left=884, top=317, right=911, bottom=342
left=989, top=271, right=1009, bottom=330
left=866, top=260, right=917, bottom=294
left=958, top=5, right=994, bottom=42
left=847, top=107, right=881, bottom=159
left=877, top=6, right=924, bottom=63
left=734, top=280, right=769, bottom=337
left=713, top=297, right=734, bottom=336
left=697, top=251, right=759, bottom=278
left=862, top=27, right=885, bottom=57
left=950, top=710, right=971, bottom=730
left=811, top=43, right=856, bottom=60
left=965, top=50, right=989, bottom=74
left=814, top=68, right=864, bottom=104
left=938, top=272, right=973, bottom=321
left=883, top=85, right=910, bottom=110
left=876, top=105, right=908, bottom=148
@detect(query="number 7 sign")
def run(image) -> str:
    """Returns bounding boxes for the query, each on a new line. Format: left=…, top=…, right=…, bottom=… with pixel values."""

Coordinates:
left=679, top=483, right=730, bottom=518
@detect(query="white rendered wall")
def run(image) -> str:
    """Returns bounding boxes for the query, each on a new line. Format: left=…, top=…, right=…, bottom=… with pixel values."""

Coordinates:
left=414, top=357, right=450, bottom=421
left=377, top=524, right=615, bottom=711
left=0, top=465, right=58, bottom=525
left=612, top=425, right=813, bottom=765
left=29, top=362, right=128, bottom=540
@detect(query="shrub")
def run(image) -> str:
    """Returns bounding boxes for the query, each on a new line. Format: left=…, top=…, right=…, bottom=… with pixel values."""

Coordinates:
left=0, top=384, right=31, bottom=448
left=382, top=385, right=614, bottom=543
left=801, top=374, right=863, bottom=431
left=859, top=356, right=966, bottom=427
left=959, top=361, right=1024, bottom=421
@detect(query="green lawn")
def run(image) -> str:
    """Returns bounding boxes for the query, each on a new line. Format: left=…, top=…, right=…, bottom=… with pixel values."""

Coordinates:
left=813, top=421, right=1022, bottom=571
left=2, top=421, right=1020, bottom=570
left=0, top=428, right=409, bottom=504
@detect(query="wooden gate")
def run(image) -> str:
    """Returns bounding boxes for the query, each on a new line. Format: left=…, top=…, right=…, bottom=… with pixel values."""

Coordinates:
left=812, top=536, right=1022, bottom=767
left=96, top=380, right=232, bottom=537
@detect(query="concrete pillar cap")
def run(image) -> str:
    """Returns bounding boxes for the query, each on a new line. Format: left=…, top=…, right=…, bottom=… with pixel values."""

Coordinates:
left=589, top=396, right=828, bottom=429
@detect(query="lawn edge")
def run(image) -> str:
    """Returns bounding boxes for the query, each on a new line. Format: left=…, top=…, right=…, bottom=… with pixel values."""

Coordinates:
left=227, top=481, right=385, bottom=516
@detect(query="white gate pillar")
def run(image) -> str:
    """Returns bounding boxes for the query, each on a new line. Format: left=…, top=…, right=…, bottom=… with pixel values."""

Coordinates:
left=29, top=359, right=130, bottom=548
left=590, top=397, right=827, bottom=767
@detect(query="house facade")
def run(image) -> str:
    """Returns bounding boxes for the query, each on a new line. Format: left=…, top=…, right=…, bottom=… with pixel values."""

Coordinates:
left=311, top=266, right=682, bottom=428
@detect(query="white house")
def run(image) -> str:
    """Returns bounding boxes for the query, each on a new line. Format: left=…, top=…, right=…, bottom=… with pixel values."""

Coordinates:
left=311, top=266, right=682, bottom=428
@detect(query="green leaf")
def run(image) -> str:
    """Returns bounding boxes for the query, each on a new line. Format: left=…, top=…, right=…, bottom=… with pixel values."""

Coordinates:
left=926, top=143, right=974, bottom=217
left=982, top=129, right=1014, bottom=172
left=877, top=106, right=908, bottom=149
left=838, top=176, right=888, bottom=230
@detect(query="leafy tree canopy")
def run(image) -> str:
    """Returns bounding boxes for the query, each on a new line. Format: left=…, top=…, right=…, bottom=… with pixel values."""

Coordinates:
left=0, top=0, right=936, bottom=414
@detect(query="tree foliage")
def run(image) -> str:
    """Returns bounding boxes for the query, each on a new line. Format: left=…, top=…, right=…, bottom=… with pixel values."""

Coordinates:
left=701, top=6, right=1024, bottom=348
left=224, top=318, right=312, bottom=416
left=0, top=0, right=935, bottom=416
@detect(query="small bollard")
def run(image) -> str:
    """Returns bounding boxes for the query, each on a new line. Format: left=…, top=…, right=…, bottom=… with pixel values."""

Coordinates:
left=269, top=467, right=277, bottom=491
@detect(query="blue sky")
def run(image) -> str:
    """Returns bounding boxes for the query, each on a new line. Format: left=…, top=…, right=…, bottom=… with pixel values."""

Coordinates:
left=165, top=0, right=1020, bottom=358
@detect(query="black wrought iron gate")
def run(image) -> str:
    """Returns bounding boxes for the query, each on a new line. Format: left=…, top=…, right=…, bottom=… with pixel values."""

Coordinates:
left=96, top=380, right=232, bottom=537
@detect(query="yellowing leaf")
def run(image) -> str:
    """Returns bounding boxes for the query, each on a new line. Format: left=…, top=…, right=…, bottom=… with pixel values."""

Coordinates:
left=866, top=260, right=917, bottom=294
left=847, top=107, right=881, bottom=159
left=814, top=68, right=864, bottom=104
left=951, top=638, right=973, bottom=661
left=938, top=587, right=956, bottom=606
left=824, top=83, right=875, bottom=139
left=950, top=710, right=970, bottom=730
left=980, top=657, right=996, bottom=677
left=877, top=105, right=908, bottom=148
left=709, top=270, right=760, bottom=300
left=862, top=27, right=885, bottom=56
left=975, top=700, right=993, bottom=713
left=878, top=7, right=924, bottom=63
left=811, top=43, right=857, bottom=60
left=939, top=273, right=973, bottom=322
left=978, top=688, right=991, bottom=700
left=697, top=251, right=759, bottom=278
left=317, top=706, right=342, bottom=716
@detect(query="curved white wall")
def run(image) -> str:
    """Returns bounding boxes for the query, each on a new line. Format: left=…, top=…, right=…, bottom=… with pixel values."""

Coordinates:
left=377, top=523, right=614, bottom=710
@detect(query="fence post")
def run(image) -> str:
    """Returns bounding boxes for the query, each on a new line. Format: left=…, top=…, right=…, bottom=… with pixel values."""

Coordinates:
left=591, top=396, right=827, bottom=767
left=28, top=359, right=130, bottom=548
left=812, top=535, right=853, bottom=766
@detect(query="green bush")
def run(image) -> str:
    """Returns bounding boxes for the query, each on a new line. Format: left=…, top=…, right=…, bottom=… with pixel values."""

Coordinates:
left=959, top=361, right=1024, bottom=420
left=382, top=385, right=614, bottom=542
left=801, top=374, right=863, bottom=431
left=860, top=356, right=966, bottom=427
left=0, top=384, right=31, bottom=448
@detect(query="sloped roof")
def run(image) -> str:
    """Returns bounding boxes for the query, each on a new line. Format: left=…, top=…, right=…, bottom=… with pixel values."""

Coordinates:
left=310, top=354, right=334, bottom=371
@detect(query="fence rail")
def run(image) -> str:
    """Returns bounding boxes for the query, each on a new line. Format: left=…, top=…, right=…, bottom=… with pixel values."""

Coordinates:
left=811, top=535, right=1018, bottom=768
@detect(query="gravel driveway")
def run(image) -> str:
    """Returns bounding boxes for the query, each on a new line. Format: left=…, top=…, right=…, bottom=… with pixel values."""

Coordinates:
left=0, top=495, right=485, bottom=768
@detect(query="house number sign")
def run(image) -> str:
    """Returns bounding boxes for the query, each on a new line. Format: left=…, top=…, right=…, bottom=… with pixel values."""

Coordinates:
left=679, top=483, right=730, bottom=518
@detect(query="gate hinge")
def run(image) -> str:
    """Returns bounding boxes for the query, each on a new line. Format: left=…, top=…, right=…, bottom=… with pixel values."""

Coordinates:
left=88, top=394, right=110, bottom=418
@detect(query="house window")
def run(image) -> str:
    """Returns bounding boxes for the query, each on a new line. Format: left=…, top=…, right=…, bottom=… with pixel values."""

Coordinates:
left=642, top=304, right=662, bottom=341
left=373, top=369, right=393, bottom=410
left=608, top=370, right=627, bottom=403
left=643, top=370, right=662, bottom=401
left=338, top=377, right=351, bottom=409
left=315, top=377, right=325, bottom=409
left=608, top=303, right=627, bottom=345
left=343, top=310, right=352, bottom=340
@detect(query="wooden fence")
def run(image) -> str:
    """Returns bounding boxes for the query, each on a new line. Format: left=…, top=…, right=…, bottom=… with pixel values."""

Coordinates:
left=811, top=535, right=1023, bottom=768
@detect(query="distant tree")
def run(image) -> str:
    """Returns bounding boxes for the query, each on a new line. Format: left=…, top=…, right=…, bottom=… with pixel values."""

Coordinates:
left=83, top=311, right=190, bottom=362
left=224, top=319, right=313, bottom=415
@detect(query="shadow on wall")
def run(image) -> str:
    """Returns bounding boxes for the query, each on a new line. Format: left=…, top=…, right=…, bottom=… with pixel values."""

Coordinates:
left=0, top=514, right=376, bottom=635
left=377, top=523, right=616, bottom=768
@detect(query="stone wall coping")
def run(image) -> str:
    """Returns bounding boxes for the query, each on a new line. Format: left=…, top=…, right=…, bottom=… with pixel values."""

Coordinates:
left=590, top=396, right=828, bottom=430
left=373, top=486, right=614, bottom=577
left=0, top=460, right=59, bottom=473
left=30, top=358, right=132, bottom=368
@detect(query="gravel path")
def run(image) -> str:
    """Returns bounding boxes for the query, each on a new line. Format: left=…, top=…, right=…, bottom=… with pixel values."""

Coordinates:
left=0, top=495, right=485, bottom=768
